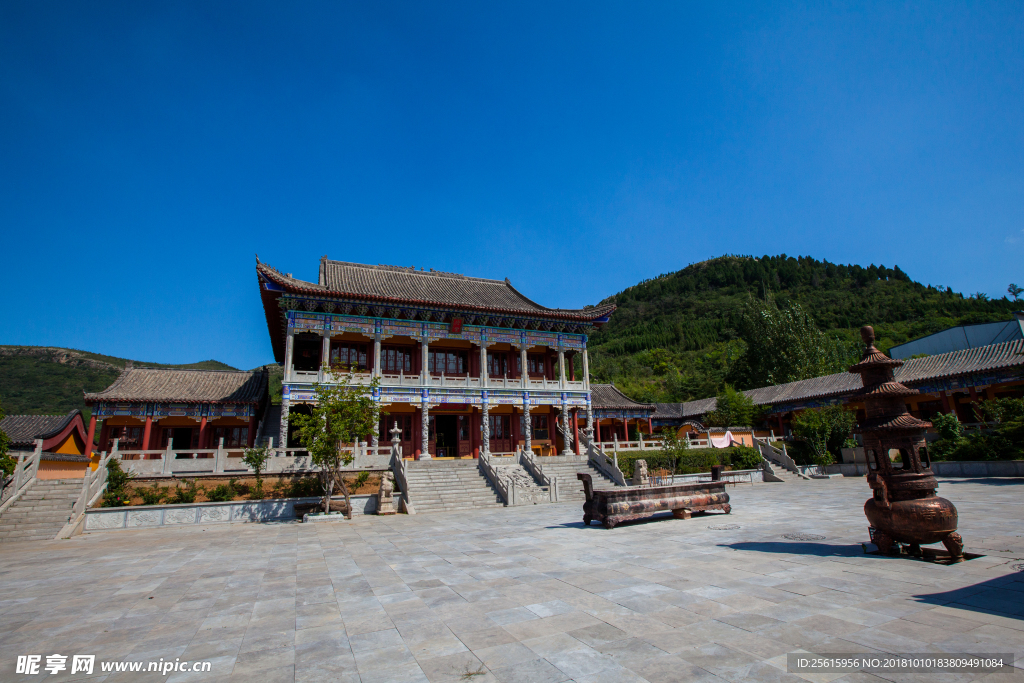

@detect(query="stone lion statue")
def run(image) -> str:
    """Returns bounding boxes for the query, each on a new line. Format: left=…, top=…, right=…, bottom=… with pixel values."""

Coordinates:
left=377, top=471, right=396, bottom=515
left=632, top=459, right=649, bottom=487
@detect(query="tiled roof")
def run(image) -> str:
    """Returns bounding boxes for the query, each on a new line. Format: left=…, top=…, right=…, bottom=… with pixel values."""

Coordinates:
left=84, top=368, right=267, bottom=404
left=893, top=338, right=1024, bottom=384
left=668, top=338, right=1024, bottom=419
left=0, top=411, right=80, bottom=448
left=653, top=403, right=683, bottom=419
left=590, top=384, right=656, bottom=410
left=678, top=398, right=718, bottom=419
left=258, top=260, right=616, bottom=322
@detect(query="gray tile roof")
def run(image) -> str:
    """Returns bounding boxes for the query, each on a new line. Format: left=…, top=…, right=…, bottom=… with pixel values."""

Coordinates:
left=590, top=384, right=656, bottom=411
left=652, top=403, right=683, bottom=419
left=668, top=338, right=1024, bottom=419
left=84, top=368, right=267, bottom=404
left=258, top=259, right=616, bottom=321
left=0, top=411, right=81, bottom=448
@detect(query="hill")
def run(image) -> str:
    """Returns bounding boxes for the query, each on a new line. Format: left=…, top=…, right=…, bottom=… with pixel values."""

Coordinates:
left=0, top=346, right=238, bottom=419
left=588, top=255, right=1019, bottom=403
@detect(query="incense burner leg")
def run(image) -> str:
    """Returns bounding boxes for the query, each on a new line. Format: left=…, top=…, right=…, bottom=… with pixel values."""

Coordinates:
left=942, top=532, right=964, bottom=561
left=874, top=529, right=895, bottom=555
left=722, top=504, right=731, bottom=514
left=672, top=508, right=691, bottom=520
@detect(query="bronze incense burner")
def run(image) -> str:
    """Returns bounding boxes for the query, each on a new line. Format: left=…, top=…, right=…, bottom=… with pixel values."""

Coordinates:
left=850, top=326, right=963, bottom=560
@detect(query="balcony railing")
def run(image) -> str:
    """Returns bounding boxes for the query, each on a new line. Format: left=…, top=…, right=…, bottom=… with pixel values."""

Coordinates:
left=289, top=368, right=587, bottom=391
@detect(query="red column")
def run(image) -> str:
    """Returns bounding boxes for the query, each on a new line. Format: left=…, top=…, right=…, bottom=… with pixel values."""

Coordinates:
left=776, top=414, right=784, bottom=436
left=198, top=416, right=208, bottom=449
left=940, top=391, right=951, bottom=413
left=142, top=416, right=153, bottom=453
left=247, top=415, right=257, bottom=447
left=511, top=407, right=518, bottom=451
left=573, top=410, right=580, bottom=455
left=647, top=418, right=653, bottom=435
left=596, top=419, right=602, bottom=443
left=98, top=423, right=110, bottom=452
left=414, top=410, right=422, bottom=459
left=85, top=415, right=97, bottom=458
left=472, top=410, right=480, bottom=458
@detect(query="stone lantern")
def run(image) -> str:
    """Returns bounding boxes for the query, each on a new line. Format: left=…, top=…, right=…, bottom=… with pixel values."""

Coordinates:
left=850, top=326, right=963, bottom=560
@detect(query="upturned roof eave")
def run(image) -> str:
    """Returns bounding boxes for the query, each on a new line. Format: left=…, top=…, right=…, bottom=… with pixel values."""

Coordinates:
left=258, top=263, right=615, bottom=322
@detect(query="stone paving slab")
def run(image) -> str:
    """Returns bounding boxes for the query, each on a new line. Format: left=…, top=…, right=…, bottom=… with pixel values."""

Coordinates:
left=0, top=478, right=1022, bottom=682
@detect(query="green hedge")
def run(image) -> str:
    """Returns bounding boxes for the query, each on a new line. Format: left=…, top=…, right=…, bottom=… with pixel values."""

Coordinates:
left=615, top=446, right=762, bottom=478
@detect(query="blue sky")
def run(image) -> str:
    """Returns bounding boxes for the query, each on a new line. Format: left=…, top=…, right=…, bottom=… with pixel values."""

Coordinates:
left=2, top=1, right=1022, bottom=370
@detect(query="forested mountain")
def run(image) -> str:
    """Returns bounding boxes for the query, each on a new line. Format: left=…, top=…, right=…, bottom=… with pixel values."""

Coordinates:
left=588, top=255, right=1019, bottom=403
left=0, top=346, right=237, bottom=419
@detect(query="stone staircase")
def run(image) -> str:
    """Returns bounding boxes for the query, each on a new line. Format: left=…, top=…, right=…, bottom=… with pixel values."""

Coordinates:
left=0, top=479, right=82, bottom=542
left=403, top=460, right=505, bottom=514
left=534, top=457, right=622, bottom=503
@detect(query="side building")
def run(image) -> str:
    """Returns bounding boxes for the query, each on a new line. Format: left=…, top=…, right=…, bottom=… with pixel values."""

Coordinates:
left=257, top=257, right=615, bottom=458
left=657, top=338, right=1024, bottom=434
left=0, top=410, right=93, bottom=479
left=83, top=368, right=269, bottom=457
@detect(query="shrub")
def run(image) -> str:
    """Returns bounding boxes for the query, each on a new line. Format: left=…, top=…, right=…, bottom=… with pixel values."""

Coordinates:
left=102, top=458, right=134, bottom=507
left=791, top=406, right=855, bottom=465
left=355, top=471, right=370, bottom=489
left=727, top=445, right=763, bottom=470
left=242, top=444, right=272, bottom=498
left=616, top=446, right=761, bottom=478
left=138, top=485, right=167, bottom=506
left=171, top=479, right=202, bottom=504
left=285, top=476, right=321, bottom=498
left=206, top=480, right=237, bottom=502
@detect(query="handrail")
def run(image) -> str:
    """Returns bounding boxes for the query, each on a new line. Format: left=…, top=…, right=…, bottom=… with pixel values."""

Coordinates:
left=57, top=448, right=116, bottom=539
left=752, top=437, right=808, bottom=479
left=584, top=435, right=627, bottom=486
left=477, top=452, right=511, bottom=506
left=389, top=443, right=415, bottom=514
left=518, top=448, right=558, bottom=502
left=0, top=440, right=43, bottom=516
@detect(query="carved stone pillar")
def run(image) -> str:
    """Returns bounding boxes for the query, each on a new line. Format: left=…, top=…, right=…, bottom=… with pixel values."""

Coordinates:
left=481, top=392, right=490, bottom=455
left=279, top=398, right=290, bottom=455
left=582, top=348, right=590, bottom=390
left=560, top=397, right=572, bottom=456
left=420, top=390, right=431, bottom=460
left=284, top=325, right=295, bottom=383
left=586, top=393, right=594, bottom=437
left=558, top=348, right=566, bottom=389
left=371, top=397, right=379, bottom=449
left=520, top=347, right=528, bottom=389
left=523, top=393, right=532, bottom=455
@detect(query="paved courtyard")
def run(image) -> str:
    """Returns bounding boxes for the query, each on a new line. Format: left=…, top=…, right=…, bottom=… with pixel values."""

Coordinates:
left=1, top=478, right=1022, bottom=683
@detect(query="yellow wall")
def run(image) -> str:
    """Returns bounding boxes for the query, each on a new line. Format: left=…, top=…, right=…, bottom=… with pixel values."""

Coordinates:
left=38, top=460, right=88, bottom=480
left=53, top=432, right=85, bottom=455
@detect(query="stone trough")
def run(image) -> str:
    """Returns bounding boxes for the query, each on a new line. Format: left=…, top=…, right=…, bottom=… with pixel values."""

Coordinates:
left=577, top=473, right=731, bottom=529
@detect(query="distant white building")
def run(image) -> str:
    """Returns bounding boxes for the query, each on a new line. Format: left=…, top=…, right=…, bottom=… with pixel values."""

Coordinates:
left=889, top=312, right=1024, bottom=359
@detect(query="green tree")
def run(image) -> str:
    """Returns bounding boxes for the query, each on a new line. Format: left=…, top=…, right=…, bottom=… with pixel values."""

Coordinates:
left=791, top=405, right=856, bottom=466
left=735, top=289, right=852, bottom=388
left=705, top=385, right=757, bottom=427
left=289, top=371, right=385, bottom=518
left=1008, top=283, right=1023, bottom=301
left=242, top=443, right=272, bottom=498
